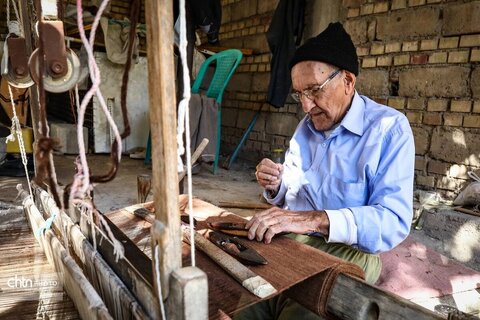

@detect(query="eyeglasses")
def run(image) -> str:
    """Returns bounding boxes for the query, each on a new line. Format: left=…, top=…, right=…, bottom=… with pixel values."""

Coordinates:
left=291, top=69, right=341, bottom=102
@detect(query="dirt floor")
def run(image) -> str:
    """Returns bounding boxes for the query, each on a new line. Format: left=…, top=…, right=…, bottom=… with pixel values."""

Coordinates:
left=0, top=153, right=479, bottom=318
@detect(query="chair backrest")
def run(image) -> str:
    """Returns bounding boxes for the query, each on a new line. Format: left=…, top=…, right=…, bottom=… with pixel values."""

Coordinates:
left=191, top=49, right=243, bottom=104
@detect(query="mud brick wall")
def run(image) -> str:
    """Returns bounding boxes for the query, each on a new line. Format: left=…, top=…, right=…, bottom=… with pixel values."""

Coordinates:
left=219, top=0, right=303, bottom=164
left=104, top=0, right=147, bottom=50
left=343, top=0, right=480, bottom=198
left=219, top=0, right=480, bottom=198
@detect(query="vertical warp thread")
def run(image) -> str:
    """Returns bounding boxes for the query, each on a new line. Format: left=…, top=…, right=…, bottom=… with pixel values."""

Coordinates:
left=178, top=0, right=196, bottom=268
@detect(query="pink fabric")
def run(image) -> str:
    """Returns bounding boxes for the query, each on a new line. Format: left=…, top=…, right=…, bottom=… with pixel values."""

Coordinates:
left=376, top=236, right=480, bottom=300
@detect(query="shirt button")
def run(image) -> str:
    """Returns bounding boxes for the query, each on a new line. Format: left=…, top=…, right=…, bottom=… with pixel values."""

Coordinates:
left=322, top=143, right=326, bottom=147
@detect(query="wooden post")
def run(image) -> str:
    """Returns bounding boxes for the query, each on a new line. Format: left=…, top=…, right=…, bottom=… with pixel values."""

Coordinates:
left=145, top=0, right=181, bottom=299
left=168, top=267, right=208, bottom=320
left=146, top=1, right=208, bottom=319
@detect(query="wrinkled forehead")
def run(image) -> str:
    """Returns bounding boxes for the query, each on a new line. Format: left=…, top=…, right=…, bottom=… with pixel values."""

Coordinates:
left=291, top=61, right=336, bottom=90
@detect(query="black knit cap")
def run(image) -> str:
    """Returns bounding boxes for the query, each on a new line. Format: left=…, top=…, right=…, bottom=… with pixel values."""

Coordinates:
left=289, top=22, right=359, bottom=75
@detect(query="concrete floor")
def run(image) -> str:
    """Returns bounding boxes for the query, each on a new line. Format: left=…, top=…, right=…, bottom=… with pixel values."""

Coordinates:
left=0, top=154, right=263, bottom=213
left=1, top=154, right=479, bottom=318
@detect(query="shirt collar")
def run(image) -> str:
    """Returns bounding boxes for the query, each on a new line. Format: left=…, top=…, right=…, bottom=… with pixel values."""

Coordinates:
left=339, top=91, right=364, bottom=136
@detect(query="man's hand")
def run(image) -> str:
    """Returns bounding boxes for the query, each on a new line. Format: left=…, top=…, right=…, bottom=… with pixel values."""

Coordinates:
left=255, top=158, right=283, bottom=194
left=246, top=207, right=330, bottom=244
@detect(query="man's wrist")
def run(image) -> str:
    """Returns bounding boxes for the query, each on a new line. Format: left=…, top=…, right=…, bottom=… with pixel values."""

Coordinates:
left=313, top=210, right=329, bottom=236
left=266, top=187, right=279, bottom=198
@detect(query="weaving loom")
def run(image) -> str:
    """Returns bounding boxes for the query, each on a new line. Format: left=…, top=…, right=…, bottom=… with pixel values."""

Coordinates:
left=7, top=0, right=451, bottom=318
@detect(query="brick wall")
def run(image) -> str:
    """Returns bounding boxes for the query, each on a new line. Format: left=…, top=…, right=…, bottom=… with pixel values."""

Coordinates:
left=219, top=0, right=304, bottom=163
left=343, top=0, right=480, bottom=198
left=219, top=0, right=480, bottom=198
left=99, top=0, right=147, bottom=50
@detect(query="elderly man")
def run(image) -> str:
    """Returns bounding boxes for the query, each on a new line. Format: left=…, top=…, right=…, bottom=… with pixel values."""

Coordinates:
left=237, top=22, right=414, bottom=319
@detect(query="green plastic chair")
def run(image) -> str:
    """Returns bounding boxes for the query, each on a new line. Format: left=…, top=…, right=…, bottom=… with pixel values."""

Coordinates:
left=146, top=49, right=242, bottom=174
left=191, top=49, right=243, bottom=174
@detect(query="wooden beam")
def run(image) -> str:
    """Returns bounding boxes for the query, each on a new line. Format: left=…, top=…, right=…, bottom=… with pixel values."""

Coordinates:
left=81, top=211, right=160, bottom=317
left=168, top=267, right=208, bottom=320
left=196, top=44, right=254, bottom=56
left=33, top=186, right=150, bottom=319
left=18, top=186, right=112, bottom=320
left=327, top=273, right=445, bottom=319
left=145, top=0, right=181, bottom=302
left=145, top=1, right=209, bottom=318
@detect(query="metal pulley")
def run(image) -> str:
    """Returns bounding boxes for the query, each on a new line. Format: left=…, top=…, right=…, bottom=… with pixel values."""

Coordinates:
left=29, top=20, right=80, bottom=93
left=4, top=36, right=35, bottom=88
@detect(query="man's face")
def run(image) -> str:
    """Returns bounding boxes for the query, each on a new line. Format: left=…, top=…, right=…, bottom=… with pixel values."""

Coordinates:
left=291, top=61, right=353, bottom=131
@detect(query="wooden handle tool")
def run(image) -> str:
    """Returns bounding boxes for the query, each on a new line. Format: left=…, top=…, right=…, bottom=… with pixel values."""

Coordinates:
left=181, top=227, right=276, bottom=299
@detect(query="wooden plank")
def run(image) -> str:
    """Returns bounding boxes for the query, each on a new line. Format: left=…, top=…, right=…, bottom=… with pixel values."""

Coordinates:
left=0, top=207, right=80, bottom=320
left=33, top=186, right=151, bottom=319
left=79, top=208, right=160, bottom=317
left=288, top=272, right=444, bottom=320
left=196, top=44, right=253, bottom=56
left=145, top=0, right=181, bottom=302
left=18, top=188, right=112, bottom=320
left=218, top=201, right=272, bottom=210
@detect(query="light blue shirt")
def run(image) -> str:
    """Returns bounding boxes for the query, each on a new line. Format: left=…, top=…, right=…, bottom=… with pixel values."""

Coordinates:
left=266, top=92, right=415, bottom=254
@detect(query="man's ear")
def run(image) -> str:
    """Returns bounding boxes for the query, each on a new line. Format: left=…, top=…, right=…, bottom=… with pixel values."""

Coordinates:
left=343, top=71, right=356, bottom=95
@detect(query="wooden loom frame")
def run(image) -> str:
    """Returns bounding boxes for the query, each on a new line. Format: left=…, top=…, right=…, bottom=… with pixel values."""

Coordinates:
left=15, top=0, right=466, bottom=319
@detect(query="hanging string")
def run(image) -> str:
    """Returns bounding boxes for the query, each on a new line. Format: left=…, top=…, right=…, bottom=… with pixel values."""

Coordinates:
left=55, top=0, right=126, bottom=262
left=68, top=89, right=77, bottom=124
left=154, top=245, right=167, bottom=320
left=6, top=83, right=33, bottom=197
left=72, top=0, right=122, bottom=199
left=2, top=0, right=24, bottom=76
left=177, top=0, right=197, bottom=267
left=6, top=0, right=24, bottom=36
left=118, top=0, right=141, bottom=141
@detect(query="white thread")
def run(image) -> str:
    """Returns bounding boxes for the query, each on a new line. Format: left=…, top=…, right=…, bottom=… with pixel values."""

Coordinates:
left=6, top=0, right=23, bottom=36
left=3, top=0, right=24, bottom=75
left=75, top=199, right=125, bottom=261
left=154, top=245, right=167, bottom=320
left=176, top=0, right=190, bottom=171
left=75, top=84, right=81, bottom=119
left=177, top=0, right=196, bottom=268
left=7, top=21, right=23, bottom=37
left=7, top=83, right=32, bottom=197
